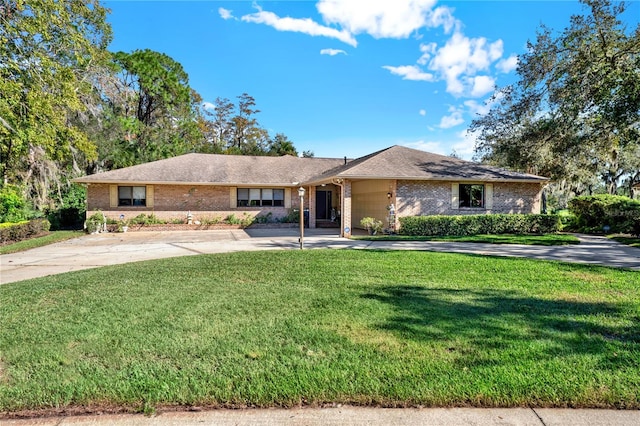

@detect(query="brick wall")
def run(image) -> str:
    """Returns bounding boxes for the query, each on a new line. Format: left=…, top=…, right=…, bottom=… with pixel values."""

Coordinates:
left=86, top=183, right=296, bottom=223
left=396, top=180, right=543, bottom=217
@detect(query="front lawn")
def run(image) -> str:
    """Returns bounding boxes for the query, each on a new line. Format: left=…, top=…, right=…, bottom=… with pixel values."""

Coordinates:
left=1, top=250, right=639, bottom=415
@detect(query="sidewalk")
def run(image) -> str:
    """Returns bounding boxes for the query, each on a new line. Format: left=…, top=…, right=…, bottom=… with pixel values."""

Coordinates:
left=4, top=406, right=640, bottom=426
left=2, top=230, right=639, bottom=284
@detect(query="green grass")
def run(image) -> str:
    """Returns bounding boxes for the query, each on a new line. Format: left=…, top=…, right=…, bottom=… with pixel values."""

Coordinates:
left=352, top=233, right=580, bottom=246
left=1, top=250, right=639, bottom=415
left=0, top=231, right=83, bottom=254
left=610, top=236, right=640, bottom=248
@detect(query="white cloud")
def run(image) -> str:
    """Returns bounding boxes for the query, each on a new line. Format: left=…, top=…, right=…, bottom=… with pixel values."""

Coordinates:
left=202, top=102, right=216, bottom=111
left=427, top=32, right=504, bottom=96
left=403, top=140, right=446, bottom=155
left=469, top=75, right=495, bottom=97
left=218, top=7, right=234, bottom=20
left=464, top=100, right=490, bottom=116
left=439, top=106, right=464, bottom=129
left=496, top=54, right=518, bottom=73
left=241, top=9, right=357, bottom=46
left=320, top=48, right=347, bottom=56
left=317, top=0, right=440, bottom=39
left=419, top=109, right=426, bottom=116
left=417, top=42, right=437, bottom=65
left=427, top=6, right=459, bottom=34
left=452, top=130, right=479, bottom=159
left=382, top=65, right=436, bottom=81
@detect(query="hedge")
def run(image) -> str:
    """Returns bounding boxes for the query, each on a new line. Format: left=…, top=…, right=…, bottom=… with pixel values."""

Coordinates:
left=399, top=214, right=560, bottom=236
left=568, top=194, right=640, bottom=235
left=0, top=219, right=51, bottom=245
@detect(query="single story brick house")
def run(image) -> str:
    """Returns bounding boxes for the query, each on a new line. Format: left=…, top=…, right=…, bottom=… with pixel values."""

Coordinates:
left=74, top=145, right=548, bottom=237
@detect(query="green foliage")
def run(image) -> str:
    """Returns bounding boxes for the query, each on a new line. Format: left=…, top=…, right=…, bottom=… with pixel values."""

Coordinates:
left=0, top=219, right=50, bottom=245
left=399, top=214, right=561, bottom=236
left=280, top=209, right=300, bottom=223
left=129, top=214, right=164, bottom=225
left=85, top=211, right=105, bottom=234
left=0, top=185, right=28, bottom=222
left=360, top=217, right=383, bottom=234
left=46, top=184, right=86, bottom=230
left=254, top=212, right=274, bottom=224
left=0, top=0, right=112, bottom=204
left=471, top=0, right=640, bottom=195
left=225, top=214, right=241, bottom=225
left=568, top=194, right=640, bottom=234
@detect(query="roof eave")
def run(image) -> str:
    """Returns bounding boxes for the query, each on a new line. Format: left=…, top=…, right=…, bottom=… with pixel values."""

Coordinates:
left=304, top=175, right=549, bottom=184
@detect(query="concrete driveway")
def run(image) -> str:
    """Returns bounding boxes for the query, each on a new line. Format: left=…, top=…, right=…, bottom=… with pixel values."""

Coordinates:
left=1, top=229, right=639, bottom=285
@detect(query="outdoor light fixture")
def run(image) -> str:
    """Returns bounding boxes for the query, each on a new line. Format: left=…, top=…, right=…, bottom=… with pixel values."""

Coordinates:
left=387, top=192, right=392, bottom=199
left=298, top=186, right=305, bottom=249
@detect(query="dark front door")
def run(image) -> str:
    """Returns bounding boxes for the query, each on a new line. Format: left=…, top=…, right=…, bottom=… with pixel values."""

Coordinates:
left=316, top=190, right=331, bottom=220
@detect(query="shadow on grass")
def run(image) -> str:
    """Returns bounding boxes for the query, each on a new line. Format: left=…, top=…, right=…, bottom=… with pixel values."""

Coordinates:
left=362, top=286, right=640, bottom=367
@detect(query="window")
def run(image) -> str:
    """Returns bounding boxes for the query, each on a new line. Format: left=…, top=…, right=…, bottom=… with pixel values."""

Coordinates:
left=237, top=188, right=285, bottom=207
left=459, top=184, right=484, bottom=208
left=118, top=186, right=146, bottom=206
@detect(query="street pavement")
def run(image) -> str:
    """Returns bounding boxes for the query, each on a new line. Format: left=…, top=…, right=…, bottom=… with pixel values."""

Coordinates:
left=1, top=229, right=639, bottom=425
left=1, top=229, right=639, bottom=285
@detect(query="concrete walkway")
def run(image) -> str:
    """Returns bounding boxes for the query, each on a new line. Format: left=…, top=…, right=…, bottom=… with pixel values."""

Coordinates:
left=2, top=229, right=639, bottom=285
left=4, top=406, right=640, bottom=426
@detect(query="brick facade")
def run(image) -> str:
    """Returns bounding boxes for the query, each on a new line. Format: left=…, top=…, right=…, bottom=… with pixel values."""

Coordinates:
left=396, top=180, right=542, bottom=216
left=86, top=183, right=301, bottom=223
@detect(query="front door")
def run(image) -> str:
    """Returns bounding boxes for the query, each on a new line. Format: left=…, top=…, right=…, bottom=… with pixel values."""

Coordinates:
left=316, top=190, right=332, bottom=220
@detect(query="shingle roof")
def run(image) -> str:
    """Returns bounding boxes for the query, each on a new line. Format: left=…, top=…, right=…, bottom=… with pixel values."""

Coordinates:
left=307, top=145, right=548, bottom=183
left=73, top=146, right=548, bottom=186
left=73, top=153, right=345, bottom=186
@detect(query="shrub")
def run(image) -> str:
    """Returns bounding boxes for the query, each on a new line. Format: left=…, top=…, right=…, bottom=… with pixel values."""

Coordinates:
left=360, top=217, right=383, bottom=234
left=399, top=214, right=560, bottom=236
left=46, top=184, right=86, bottom=230
left=568, top=194, right=640, bottom=234
left=129, top=214, right=164, bottom=225
left=0, top=185, right=28, bottom=223
left=0, top=219, right=51, bottom=245
left=280, top=210, right=299, bottom=223
left=254, top=212, right=274, bottom=224
left=85, top=212, right=106, bottom=234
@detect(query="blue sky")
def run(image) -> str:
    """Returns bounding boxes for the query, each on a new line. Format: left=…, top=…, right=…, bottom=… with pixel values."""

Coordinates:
left=104, top=1, right=638, bottom=160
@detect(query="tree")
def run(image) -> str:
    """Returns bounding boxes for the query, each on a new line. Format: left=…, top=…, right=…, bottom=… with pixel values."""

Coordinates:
left=0, top=0, right=112, bottom=210
left=228, top=93, right=269, bottom=155
left=471, top=0, right=640, bottom=196
left=95, top=49, right=204, bottom=169
left=267, top=133, right=298, bottom=156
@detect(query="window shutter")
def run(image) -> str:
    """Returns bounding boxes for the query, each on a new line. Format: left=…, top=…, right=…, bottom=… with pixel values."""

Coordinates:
left=146, top=185, right=154, bottom=208
left=485, top=184, right=493, bottom=210
left=284, top=188, right=292, bottom=208
left=451, top=183, right=459, bottom=210
left=230, top=187, right=237, bottom=208
left=109, top=185, right=118, bottom=208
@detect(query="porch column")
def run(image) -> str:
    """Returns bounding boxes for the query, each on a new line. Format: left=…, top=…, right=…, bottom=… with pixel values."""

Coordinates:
left=342, top=180, right=352, bottom=237
left=308, top=185, right=316, bottom=229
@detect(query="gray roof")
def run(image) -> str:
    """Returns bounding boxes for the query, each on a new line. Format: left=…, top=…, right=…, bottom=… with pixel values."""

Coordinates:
left=73, top=153, right=345, bottom=186
left=74, top=146, right=548, bottom=186
left=308, top=145, right=548, bottom=183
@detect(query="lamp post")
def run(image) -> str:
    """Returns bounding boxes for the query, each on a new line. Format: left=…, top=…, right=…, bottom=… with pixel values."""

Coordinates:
left=298, top=186, right=305, bottom=250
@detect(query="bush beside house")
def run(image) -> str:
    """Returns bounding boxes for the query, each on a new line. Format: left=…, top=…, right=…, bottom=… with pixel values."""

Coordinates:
left=399, top=214, right=560, bottom=236
left=0, top=219, right=51, bottom=245
left=568, top=195, right=640, bottom=235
